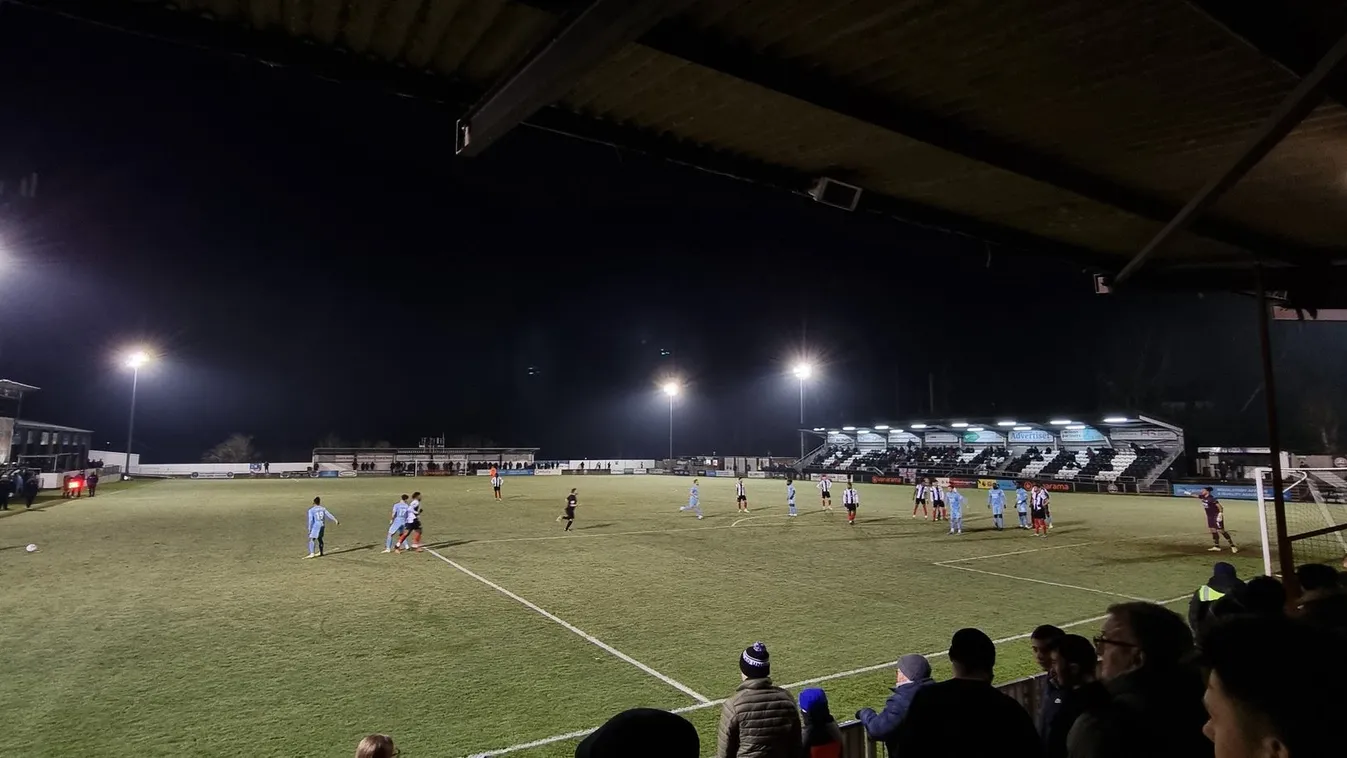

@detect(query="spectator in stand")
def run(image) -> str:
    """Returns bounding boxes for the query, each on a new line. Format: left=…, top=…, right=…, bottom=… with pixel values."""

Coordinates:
left=1043, top=635, right=1108, bottom=758
left=1031, top=624, right=1067, bottom=735
left=1295, top=563, right=1347, bottom=633
left=1189, top=562, right=1245, bottom=634
left=1199, top=615, right=1347, bottom=758
left=798, top=688, right=842, bottom=758
left=716, top=642, right=801, bottom=758
left=895, top=628, right=1040, bottom=758
left=1068, top=602, right=1210, bottom=758
left=576, top=708, right=699, bottom=758
left=855, top=653, right=933, bottom=755
left=355, top=734, right=396, bottom=758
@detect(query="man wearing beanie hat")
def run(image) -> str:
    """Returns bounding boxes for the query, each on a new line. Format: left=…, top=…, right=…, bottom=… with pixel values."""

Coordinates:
left=856, top=653, right=934, bottom=756
left=575, top=708, right=698, bottom=758
left=1188, top=561, right=1245, bottom=634
left=717, top=642, right=801, bottom=758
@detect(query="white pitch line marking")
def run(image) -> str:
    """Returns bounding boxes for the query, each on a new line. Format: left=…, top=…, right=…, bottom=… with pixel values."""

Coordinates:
left=935, top=532, right=1188, bottom=564
left=425, top=549, right=710, bottom=705
left=935, top=563, right=1152, bottom=601
left=458, top=595, right=1189, bottom=758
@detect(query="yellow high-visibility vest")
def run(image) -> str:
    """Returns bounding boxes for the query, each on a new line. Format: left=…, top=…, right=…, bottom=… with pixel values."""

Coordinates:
left=1198, top=585, right=1226, bottom=603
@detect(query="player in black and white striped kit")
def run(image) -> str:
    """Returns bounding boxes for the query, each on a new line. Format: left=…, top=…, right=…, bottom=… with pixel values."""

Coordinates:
left=913, top=480, right=929, bottom=519
left=736, top=477, right=749, bottom=513
left=842, top=483, right=860, bottom=525
left=817, top=475, right=833, bottom=511
left=491, top=473, right=503, bottom=501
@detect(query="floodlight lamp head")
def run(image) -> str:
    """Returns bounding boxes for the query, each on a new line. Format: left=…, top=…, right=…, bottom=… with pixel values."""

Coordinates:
left=663, top=382, right=679, bottom=397
left=124, top=350, right=150, bottom=369
left=793, top=363, right=813, bottom=380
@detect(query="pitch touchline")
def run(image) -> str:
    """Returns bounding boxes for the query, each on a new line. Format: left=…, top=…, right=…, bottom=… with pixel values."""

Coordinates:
left=935, top=563, right=1152, bottom=601
left=425, top=549, right=710, bottom=705
left=462, top=595, right=1189, bottom=757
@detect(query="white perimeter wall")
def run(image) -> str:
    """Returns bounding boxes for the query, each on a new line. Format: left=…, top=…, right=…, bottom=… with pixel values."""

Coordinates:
left=132, top=461, right=313, bottom=476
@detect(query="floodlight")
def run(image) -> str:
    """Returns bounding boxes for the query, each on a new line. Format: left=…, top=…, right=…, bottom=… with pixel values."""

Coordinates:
left=967, top=427, right=984, bottom=432
left=996, top=421, right=1016, bottom=427
left=842, top=426, right=855, bottom=431
left=910, top=423, right=928, bottom=429
left=1066, top=425, right=1086, bottom=430
left=1049, top=419, right=1072, bottom=425
left=793, top=363, right=813, bottom=380
left=813, top=427, right=825, bottom=431
left=874, top=424, right=889, bottom=430
left=893, top=429, right=904, bottom=433
left=950, top=422, right=969, bottom=428
left=1013, top=426, right=1031, bottom=431
left=1103, top=416, right=1128, bottom=423
left=124, top=350, right=150, bottom=369
left=663, top=382, right=679, bottom=397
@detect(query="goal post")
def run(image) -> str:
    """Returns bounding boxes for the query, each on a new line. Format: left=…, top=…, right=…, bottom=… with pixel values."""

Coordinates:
left=1254, top=467, right=1347, bottom=576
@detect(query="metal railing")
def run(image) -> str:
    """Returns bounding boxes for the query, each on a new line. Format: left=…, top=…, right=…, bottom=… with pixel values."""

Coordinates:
left=835, top=673, right=1045, bottom=757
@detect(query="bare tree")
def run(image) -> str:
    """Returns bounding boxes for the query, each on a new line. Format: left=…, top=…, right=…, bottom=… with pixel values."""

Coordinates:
left=202, top=434, right=256, bottom=463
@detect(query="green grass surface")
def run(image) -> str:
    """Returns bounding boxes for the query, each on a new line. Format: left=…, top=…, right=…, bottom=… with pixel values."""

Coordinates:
left=0, top=475, right=1262, bottom=757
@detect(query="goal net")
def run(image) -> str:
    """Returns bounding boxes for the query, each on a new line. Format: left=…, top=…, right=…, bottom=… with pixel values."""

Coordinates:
left=1254, top=467, right=1347, bottom=576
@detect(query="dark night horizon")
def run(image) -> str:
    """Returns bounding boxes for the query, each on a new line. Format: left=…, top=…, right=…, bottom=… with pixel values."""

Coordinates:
left=1, top=8, right=1343, bottom=463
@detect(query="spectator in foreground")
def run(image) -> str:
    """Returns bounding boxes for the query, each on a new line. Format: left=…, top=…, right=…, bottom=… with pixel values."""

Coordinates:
left=1043, top=635, right=1107, bottom=758
left=575, top=708, right=698, bottom=758
left=717, top=642, right=801, bottom=758
left=1295, top=562, right=1347, bottom=633
left=798, top=688, right=842, bottom=758
left=1031, top=624, right=1067, bottom=735
left=1188, top=562, right=1244, bottom=634
left=1068, top=602, right=1210, bottom=758
left=1199, top=615, right=1347, bottom=758
left=895, top=628, right=1040, bottom=758
left=355, top=734, right=396, bottom=758
left=855, top=653, right=933, bottom=755
left=1234, top=575, right=1287, bottom=618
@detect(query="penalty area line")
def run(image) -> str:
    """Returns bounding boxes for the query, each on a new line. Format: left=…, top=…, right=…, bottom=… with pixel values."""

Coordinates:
left=458, top=595, right=1188, bottom=758
left=934, top=562, right=1152, bottom=602
left=425, top=549, right=710, bottom=706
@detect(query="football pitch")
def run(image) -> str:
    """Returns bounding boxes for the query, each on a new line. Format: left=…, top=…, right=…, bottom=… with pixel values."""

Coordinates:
left=0, top=475, right=1263, bottom=757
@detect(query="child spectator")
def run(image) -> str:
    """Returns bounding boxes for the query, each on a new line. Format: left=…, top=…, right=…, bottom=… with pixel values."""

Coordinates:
left=798, top=688, right=842, bottom=758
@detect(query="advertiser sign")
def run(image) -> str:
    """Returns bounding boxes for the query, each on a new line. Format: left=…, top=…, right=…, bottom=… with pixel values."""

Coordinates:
left=977, top=478, right=999, bottom=489
left=534, top=468, right=562, bottom=476
left=249, top=463, right=263, bottom=473
left=317, top=470, right=339, bottom=478
left=857, top=432, right=886, bottom=445
left=420, top=470, right=450, bottom=476
left=338, top=471, right=357, bottom=478
left=1040, top=481, right=1071, bottom=492
left=747, top=471, right=767, bottom=479
left=1112, top=428, right=1180, bottom=442
left=827, top=432, right=855, bottom=446
left=632, top=468, right=647, bottom=475
left=872, top=475, right=905, bottom=485
left=924, top=432, right=959, bottom=444
left=651, top=468, right=668, bottom=474
left=1008, top=430, right=1054, bottom=444
left=948, top=477, right=978, bottom=488
left=1059, top=427, right=1107, bottom=443
left=500, top=469, right=533, bottom=476
left=1172, top=483, right=1272, bottom=500
left=190, top=471, right=235, bottom=479
left=475, top=469, right=492, bottom=476
left=887, top=431, right=922, bottom=445
left=961, top=430, right=1006, bottom=444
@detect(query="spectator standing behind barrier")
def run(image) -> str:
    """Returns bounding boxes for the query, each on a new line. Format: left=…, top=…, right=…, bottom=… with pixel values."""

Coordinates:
left=575, top=708, right=698, bottom=758
left=1188, top=562, right=1245, bottom=634
left=1067, top=602, right=1211, bottom=758
left=1031, top=624, right=1067, bottom=736
left=716, top=642, right=801, bottom=758
left=798, top=688, right=842, bottom=758
left=895, top=628, right=1041, bottom=758
left=1294, top=562, right=1347, bottom=633
left=855, top=653, right=933, bottom=755
left=1199, top=615, right=1347, bottom=758
left=1043, top=635, right=1107, bottom=758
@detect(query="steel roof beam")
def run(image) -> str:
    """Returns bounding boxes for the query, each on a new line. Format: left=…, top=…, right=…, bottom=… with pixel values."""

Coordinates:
left=455, top=0, right=696, bottom=157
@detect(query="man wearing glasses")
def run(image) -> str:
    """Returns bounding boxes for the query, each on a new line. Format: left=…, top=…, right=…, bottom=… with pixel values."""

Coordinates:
left=1066, top=602, right=1211, bottom=758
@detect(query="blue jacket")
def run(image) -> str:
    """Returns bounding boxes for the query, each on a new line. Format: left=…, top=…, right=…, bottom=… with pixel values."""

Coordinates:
left=856, top=677, right=933, bottom=754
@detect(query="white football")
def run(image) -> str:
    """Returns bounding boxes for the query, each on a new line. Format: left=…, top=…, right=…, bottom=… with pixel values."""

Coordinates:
left=25, top=543, right=37, bottom=553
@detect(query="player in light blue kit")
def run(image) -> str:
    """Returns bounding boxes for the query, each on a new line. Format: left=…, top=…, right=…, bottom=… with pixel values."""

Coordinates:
left=384, top=494, right=411, bottom=553
left=946, top=485, right=965, bottom=534
left=305, top=496, right=339, bottom=558
left=1015, top=484, right=1031, bottom=529
left=679, top=478, right=703, bottom=519
left=786, top=479, right=798, bottom=517
left=987, top=483, right=1006, bottom=531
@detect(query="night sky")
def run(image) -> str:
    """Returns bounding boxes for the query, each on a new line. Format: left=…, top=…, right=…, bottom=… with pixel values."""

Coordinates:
left=1, top=6, right=1343, bottom=463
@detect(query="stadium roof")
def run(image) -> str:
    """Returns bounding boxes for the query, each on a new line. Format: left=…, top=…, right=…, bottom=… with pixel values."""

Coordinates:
left=808, top=414, right=1180, bottom=435
left=0, top=380, right=40, bottom=400
left=17, top=419, right=93, bottom=434
left=24, top=0, right=1347, bottom=303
